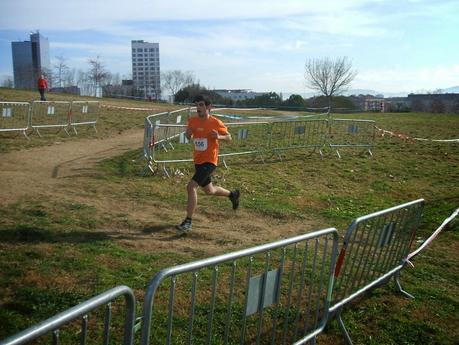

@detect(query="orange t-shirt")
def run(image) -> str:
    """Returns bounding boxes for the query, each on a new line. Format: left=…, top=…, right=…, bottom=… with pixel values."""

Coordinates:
left=187, top=115, right=229, bottom=165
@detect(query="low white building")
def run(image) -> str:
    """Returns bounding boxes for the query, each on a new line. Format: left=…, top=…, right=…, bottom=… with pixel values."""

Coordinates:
left=364, top=98, right=391, bottom=112
left=214, top=89, right=267, bottom=101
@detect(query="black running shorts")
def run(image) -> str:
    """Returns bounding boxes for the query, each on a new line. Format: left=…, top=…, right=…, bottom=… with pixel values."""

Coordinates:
left=192, top=163, right=216, bottom=187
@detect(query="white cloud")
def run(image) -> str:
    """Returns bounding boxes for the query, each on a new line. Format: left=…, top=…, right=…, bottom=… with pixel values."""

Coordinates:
left=356, top=65, right=459, bottom=93
left=0, top=1, right=370, bottom=30
left=1, top=0, right=458, bottom=93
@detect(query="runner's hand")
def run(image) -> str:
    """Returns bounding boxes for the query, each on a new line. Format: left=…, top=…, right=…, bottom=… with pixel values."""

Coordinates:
left=210, top=130, right=219, bottom=139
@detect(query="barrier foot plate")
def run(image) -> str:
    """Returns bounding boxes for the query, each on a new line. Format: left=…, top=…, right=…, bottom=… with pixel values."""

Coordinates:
left=337, top=311, right=354, bottom=345
left=395, top=275, right=414, bottom=299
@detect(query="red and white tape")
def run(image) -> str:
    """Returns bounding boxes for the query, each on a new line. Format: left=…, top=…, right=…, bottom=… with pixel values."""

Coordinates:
left=376, top=126, right=459, bottom=143
left=101, top=104, right=158, bottom=111
left=407, top=207, right=459, bottom=262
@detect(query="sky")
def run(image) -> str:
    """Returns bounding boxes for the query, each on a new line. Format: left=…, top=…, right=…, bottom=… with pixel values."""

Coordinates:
left=0, top=0, right=458, bottom=96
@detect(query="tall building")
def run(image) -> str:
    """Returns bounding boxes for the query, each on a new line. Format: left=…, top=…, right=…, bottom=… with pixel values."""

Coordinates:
left=11, top=31, right=50, bottom=89
left=131, top=40, right=160, bottom=99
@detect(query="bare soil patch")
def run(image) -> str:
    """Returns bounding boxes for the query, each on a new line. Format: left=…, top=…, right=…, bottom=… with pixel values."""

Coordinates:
left=0, top=130, right=322, bottom=257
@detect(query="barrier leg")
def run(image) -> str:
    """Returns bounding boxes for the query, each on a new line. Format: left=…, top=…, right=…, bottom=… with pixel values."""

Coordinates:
left=141, top=165, right=152, bottom=176
left=394, top=272, right=414, bottom=299
left=162, top=164, right=170, bottom=178
left=335, top=149, right=342, bottom=159
left=22, top=129, right=30, bottom=140
left=337, top=309, right=354, bottom=345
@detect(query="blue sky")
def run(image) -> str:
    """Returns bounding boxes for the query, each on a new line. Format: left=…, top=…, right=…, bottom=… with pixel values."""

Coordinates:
left=0, top=0, right=458, bottom=95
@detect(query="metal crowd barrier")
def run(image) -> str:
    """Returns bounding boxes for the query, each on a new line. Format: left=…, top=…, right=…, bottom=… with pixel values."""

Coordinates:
left=0, top=285, right=136, bottom=345
left=143, top=111, right=377, bottom=176
left=145, top=120, right=332, bottom=176
left=4, top=200, right=454, bottom=345
left=269, top=119, right=329, bottom=158
left=329, top=199, right=425, bottom=345
left=219, top=121, right=271, bottom=167
left=143, top=107, right=193, bottom=175
left=328, top=119, right=376, bottom=158
left=0, top=102, right=30, bottom=139
left=140, top=228, right=339, bottom=345
left=31, top=101, right=72, bottom=136
left=70, top=101, right=100, bottom=134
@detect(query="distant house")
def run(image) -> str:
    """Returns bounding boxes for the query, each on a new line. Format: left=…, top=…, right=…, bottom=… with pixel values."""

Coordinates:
left=364, top=98, right=392, bottom=112
left=408, top=93, right=459, bottom=113
left=214, top=89, right=267, bottom=101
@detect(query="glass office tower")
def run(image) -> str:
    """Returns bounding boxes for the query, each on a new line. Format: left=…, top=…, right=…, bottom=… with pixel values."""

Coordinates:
left=11, top=31, right=51, bottom=89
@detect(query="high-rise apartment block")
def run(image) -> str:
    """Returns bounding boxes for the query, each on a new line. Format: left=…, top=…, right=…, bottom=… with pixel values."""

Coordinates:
left=131, top=40, right=160, bottom=99
left=11, top=31, right=50, bottom=89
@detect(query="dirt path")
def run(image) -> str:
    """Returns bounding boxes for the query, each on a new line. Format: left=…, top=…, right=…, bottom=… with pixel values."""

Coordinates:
left=0, top=129, right=144, bottom=203
left=0, top=130, right=322, bottom=257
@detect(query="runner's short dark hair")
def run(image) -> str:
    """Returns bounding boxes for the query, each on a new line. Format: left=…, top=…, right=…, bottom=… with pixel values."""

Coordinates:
left=193, top=94, right=211, bottom=106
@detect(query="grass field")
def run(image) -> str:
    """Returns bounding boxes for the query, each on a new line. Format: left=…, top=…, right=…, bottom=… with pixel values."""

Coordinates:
left=0, top=88, right=458, bottom=344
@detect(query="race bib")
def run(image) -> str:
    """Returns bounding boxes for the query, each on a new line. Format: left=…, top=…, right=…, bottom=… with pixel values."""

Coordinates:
left=194, top=138, right=208, bottom=151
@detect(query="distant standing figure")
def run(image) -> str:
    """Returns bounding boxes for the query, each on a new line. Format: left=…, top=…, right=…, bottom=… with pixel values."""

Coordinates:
left=37, top=75, right=48, bottom=101
left=176, top=94, right=240, bottom=234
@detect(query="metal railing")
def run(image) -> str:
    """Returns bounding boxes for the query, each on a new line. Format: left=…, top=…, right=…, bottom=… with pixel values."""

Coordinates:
left=31, top=101, right=72, bottom=136
left=0, top=102, right=30, bottom=139
left=328, top=119, right=376, bottom=158
left=140, top=228, right=339, bottom=345
left=0, top=285, right=136, bottom=345
left=3, top=200, right=454, bottom=345
left=143, top=108, right=193, bottom=175
left=329, top=199, right=425, bottom=345
left=70, top=101, right=100, bottom=134
left=269, top=119, right=329, bottom=158
left=143, top=109, right=377, bottom=176
left=1, top=101, right=100, bottom=138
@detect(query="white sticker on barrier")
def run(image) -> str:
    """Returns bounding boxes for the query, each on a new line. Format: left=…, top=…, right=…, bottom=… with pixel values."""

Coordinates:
left=238, top=128, right=249, bottom=139
left=176, top=115, right=182, bottom=123
left=82, top=105, right=88, bottom=113
left=47, top=106, right=55, bottom=115
left=348, top=124, right=358, bottom=134
left=2, top=108, right=12, bottom=117
left=179, top=132, right=189, bottom=144
left=294, top=126, right=305, bottom=135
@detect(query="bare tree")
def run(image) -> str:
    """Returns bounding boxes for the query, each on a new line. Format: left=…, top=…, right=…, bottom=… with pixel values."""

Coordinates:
left=162, top=70, right=195, bottom=102
left=64, top=68, right=76, bottom=87
left=54, top=55, right=69, bottom=88
left=304, top=56, right=357, bottom=110
left=87, top=56, right=109, bottom=96
left=76, top=69, right=91, bottom=96
left=1, top=75, right=14, bottom=88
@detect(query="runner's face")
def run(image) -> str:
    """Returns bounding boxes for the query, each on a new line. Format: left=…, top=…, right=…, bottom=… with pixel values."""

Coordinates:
left=196, top=101, right=209, bottom=118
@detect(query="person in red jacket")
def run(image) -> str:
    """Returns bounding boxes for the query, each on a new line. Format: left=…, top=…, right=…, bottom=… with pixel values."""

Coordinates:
left=176, top=95, right=240, bottom=234
left=37, top=74, right=48, bottom=101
